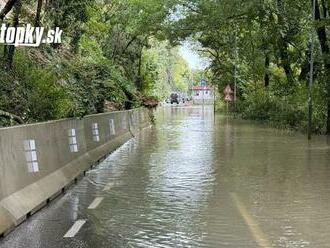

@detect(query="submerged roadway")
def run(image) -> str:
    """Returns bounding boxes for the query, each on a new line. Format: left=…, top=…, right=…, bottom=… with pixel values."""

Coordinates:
left=1, top=106, right=330, bottom=247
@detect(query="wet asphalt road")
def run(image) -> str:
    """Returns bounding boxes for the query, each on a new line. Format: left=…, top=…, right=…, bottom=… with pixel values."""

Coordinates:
left=2, top=106, right=330, bottom=247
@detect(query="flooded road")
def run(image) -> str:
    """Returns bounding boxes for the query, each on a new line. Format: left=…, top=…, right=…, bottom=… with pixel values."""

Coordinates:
left=2, top=106, right=330, bottom=247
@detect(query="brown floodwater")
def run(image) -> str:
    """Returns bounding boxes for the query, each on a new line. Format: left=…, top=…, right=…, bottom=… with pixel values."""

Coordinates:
left=1, top=105, right=330, bottom=247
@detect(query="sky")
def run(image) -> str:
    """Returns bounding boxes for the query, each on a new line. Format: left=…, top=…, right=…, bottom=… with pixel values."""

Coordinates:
left=179, top=41, right=209, bottom=70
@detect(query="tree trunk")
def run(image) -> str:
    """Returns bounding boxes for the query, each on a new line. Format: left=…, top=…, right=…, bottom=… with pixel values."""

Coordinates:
left=3, top=44, right=8, bottom=60
left=70, top=29, right=82, bottom=54
left=0, top=0, right=18, bottom=20
left=35, top=0, right=43, bottom=27
left=276, top=0, right=294, bottom=86
left=5, top=0, right=21, bottom=69
left=264, top=52, right=270, bottom=87
left=299, top=48, right=311, bottom=82
left=279, top=44, right=294, bottom=85
left=136, top=46, right=144, bottom=91
left=315, top=0, right=330, bottom=134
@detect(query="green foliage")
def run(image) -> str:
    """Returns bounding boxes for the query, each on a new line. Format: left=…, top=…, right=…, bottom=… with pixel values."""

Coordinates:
left=141, top=40, right=192, bottom=99
left=0, top=50, right=71, bottom=122
left=166, top=0, right=330, bottom=134
left=235, top=81, right=327, bottom=133
left=0, top=0, right=183, bottom=126
left=4, top=0, right=327, bottom=135
left=238, top=87, right=306, bottom=128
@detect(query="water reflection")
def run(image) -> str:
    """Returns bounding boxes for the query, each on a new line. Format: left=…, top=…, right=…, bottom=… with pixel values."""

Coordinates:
left=2, top=105, right=330, bottom=248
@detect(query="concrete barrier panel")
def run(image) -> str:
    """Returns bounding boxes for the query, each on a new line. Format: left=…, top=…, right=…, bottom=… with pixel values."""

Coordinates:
left=0, top=108, right=150, bottom=236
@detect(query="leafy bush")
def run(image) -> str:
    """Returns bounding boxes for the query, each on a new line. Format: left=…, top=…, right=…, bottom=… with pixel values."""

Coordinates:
left=233, top=81, right=326, bottom=133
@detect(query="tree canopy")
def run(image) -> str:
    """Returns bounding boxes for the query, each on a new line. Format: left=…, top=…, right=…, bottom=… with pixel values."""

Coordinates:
left=0, top=0, right=330, bottom=134
left=165, top=0, right=330, bottom=134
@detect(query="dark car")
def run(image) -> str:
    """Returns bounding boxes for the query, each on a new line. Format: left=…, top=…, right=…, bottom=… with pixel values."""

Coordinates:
left=170, top=93, right=179, bottom=104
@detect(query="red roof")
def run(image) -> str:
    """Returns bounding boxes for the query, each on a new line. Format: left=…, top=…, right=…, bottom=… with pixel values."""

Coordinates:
left=192, top=86, right=211, bottom=90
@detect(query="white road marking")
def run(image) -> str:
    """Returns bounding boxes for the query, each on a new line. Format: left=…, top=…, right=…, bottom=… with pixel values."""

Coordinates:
left=230, top=193, right=272, bottom=248
left=87, top=197, right=104, bottom=209
left=103, top=182, right=114, bottom=191
left=63, top=220, right=86, bottom=238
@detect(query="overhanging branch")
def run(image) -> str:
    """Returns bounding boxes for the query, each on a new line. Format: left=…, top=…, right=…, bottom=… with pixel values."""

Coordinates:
left=0, top=110, right=24, bottom=124
left=0, top=0, right=18, bottom=20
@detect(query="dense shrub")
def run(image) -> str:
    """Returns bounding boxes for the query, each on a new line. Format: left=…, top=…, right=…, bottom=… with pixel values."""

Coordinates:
left=232, top=81, right=327, bottom=133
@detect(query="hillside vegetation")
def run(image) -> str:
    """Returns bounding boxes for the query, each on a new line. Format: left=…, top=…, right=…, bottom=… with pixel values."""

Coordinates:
left=0, top=0, right=192, bottom=126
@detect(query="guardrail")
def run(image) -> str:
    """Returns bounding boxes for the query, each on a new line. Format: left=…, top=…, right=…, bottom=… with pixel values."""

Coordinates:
left=0, top=108, right=150, bottom=237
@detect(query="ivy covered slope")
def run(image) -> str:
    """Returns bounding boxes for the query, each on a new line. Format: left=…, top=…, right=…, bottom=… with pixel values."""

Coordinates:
left=0, top=0, right=192, bottom=126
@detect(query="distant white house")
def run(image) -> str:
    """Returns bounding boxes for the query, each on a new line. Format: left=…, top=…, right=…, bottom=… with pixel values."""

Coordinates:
left=191, top=85, right=214, bottom=105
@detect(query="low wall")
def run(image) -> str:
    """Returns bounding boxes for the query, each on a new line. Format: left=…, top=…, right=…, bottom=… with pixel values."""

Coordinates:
left=0, top=108, right=150, bottom=236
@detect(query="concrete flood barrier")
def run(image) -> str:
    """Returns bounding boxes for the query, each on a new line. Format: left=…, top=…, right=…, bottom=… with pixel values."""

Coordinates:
left=0, top=108, right=150, bottom=237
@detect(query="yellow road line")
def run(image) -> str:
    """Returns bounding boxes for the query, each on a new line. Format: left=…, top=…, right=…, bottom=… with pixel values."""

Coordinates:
left=230, top=193, right=272, bottom=248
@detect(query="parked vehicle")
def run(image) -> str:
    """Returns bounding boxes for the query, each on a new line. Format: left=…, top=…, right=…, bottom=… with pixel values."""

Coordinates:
left=170, top=93, right=179, bottom=104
